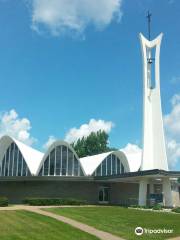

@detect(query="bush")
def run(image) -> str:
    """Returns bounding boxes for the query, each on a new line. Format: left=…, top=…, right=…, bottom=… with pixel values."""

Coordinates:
left=129, top=205, right=140, bottom=208
left=152, top=204, right=162, bottom=210
left=0, top=197, right=8, bottom=207
left=172, top=207, right=180, bottom=213
left=23, top=198, right=87, bottom=206
left=129, top=205, right=151, bottom=209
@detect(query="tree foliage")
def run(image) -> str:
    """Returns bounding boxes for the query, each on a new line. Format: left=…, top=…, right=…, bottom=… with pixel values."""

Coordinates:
left=71, top=130, right=117, bottom=158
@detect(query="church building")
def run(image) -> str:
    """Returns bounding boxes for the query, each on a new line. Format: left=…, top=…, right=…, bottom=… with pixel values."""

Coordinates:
left=0, top=30, right=180, bottom=207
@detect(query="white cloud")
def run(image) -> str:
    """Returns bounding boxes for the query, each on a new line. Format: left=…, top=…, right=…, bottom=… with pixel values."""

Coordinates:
left=164, top=93, right=180, bottom=168
left=0, top=109, right=36, bottom=146
left=121, top=143, right=142, bottom=155
left=120, top=143, right=142, bottom=172
left=43, top=135, right=57, bottom=150
left=171, top=94, right=180, bottom=106
left=166, top=140, right=180, bottom=168
left=65, top=119, right=114, bottom=143
left=164, top=94, right=180, bottom=140
left=31, top=0, right=123, bottom=37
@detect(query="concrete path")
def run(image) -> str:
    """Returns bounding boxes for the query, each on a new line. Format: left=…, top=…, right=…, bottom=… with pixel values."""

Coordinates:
left=0, top=205, right=95, bottom=211
left=0, top=205, right=124, bottom=240
left=168, top=237, right=180, bottom=240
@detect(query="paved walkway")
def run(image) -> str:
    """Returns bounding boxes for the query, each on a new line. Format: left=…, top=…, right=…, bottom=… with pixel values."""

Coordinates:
left=0, top=205, right=124, bottom=240
left=168, top=237, right=180, bottom=240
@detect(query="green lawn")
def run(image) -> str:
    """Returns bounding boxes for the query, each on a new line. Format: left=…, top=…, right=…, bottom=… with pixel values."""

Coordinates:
left=45, top=206, right=180, bottom=240
left=0, top=210, right=99, bottom=240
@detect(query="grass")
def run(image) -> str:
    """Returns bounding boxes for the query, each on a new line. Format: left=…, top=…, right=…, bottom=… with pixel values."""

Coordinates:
left=45, top=206, right=180, bottom=240
left=0, top=210, right=99, bottom=240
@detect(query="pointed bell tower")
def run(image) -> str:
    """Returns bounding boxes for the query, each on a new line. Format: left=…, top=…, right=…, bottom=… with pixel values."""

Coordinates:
left=140, top=12, right=168, bottom=171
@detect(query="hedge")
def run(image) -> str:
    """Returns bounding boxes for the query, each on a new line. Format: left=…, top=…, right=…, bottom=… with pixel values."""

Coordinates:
left=129, top=205, right=151, bottom=209
left=23, top=198, right=87, bottom=206
left=0, top=197, right=8, bottom=207
left=152, top=204, right=162, bottom=210
left=172, top=207, right=180, bottom=213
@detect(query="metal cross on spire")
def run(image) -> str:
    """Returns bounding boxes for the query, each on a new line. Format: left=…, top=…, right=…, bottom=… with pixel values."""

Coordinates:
left=146, top=11, right=152, bottom=40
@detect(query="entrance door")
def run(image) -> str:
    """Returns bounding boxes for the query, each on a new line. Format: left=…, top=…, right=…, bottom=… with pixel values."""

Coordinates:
left=98, top=187, right=110, bottom=203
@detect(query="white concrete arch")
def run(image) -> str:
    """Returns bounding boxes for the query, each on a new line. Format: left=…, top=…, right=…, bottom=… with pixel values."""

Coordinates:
left=79, top=151, right=130, bottom=176
left=0, top=135, right=44, bottom=175
left=37, top=140, right=85, bottom=176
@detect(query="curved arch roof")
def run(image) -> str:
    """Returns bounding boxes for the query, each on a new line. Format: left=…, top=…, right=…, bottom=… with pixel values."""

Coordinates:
left=36, top=140, right=84, bottom=175
left=0, top=135, right=44, bottom=175
left=79, top=151, right=130, bottom=176
left=0, top=135, right=134, bottom=176
left=120, top=146, right=142, bottom=172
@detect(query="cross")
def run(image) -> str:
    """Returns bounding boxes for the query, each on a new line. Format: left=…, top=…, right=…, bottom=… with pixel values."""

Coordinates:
left=146, top=11, right=152, bottom=40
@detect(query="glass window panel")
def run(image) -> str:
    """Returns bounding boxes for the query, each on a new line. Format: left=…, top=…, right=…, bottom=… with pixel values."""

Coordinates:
left=13, top=145, right=18, bottom=176
left=68, top=149, right=73, bottom=175
left=5, top=147, right=10, bottom=176
left=102, top=158, right=106, bottom=176
left=104, top=188, right=110, bottom=202
left=121, top=163, right=124, bottom=173
left=49, top=149, right=55, bottom=175
left=107, top=155, right=111, bottom=175
left=74, top=157, right=78, bottom=176
left=27, top=168, right=31, bottom=176
left=1, top=156, right=5, bottom=176
left=18, top=153, right=23, bottom=176
left=25, top=167, right=27, bottom=176
left=99, top=190, right=103, bottom=202
left=79, top=167, right=84, bottom=176
left=22, top=159, right=26, bottom=176
left=112, top=154, right=116, bottom=175
left=96, top=165, right=101, bottom=176
left=62, top=146, right=67, bottom=176
left=9, top=143, right=14, bottom=176
left=39, top=168, right=43, bottom=176
left=55, top=146, right=61, bottom=175
left=44, top=156, right=49, bottom=175
left=117, top=158, right=120, bottom=174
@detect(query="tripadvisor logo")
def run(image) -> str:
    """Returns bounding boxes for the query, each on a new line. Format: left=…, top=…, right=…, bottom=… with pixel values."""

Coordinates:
left=135, top=227, right=173, bottom=236
left=135, top=227, right=143, bottom=236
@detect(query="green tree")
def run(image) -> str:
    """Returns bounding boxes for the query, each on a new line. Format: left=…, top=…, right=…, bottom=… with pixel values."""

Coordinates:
left=71, top=130, right=117, bottom=158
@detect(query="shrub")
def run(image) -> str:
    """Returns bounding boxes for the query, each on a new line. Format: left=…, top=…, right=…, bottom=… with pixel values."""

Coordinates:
left=129, top=205, right=140, bottom=208
left=0, top=197, right=8, bottom=207
left=172, top=207, right=180, bottom=213
left=23, top=198, right=87, bottom=206
left=129, top=205, right=151, bottom=209
left=141, top=205, right=152, bottom=209
left=152, top=204, right=162, bottom=210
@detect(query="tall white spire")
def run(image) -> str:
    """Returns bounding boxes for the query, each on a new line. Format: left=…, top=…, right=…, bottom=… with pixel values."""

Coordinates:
left=139, top=33, right=168, bottom=171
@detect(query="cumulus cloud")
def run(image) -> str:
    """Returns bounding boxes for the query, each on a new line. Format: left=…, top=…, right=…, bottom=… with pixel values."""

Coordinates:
left=120, top=143, right=142, bottom=172
left=31, top=0, right=123, bottom=37
left=164, top=94, right=180, bottom=140
left=121, top=143, right=142, bottom=155
left=0, top=109, right=36, bottom=145
left=43, top=135, right=57, bottom=150
left=164, top=93, right=180, bottom=168
left=65, top=119, right=114, bottom=143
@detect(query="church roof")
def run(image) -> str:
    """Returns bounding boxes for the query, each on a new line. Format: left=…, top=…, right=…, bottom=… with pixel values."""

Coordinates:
left=79, top=151, right=130, bottom=176
left=0, top=135, right=135, bottom=176
left=0, top=135, right=44, bottom=175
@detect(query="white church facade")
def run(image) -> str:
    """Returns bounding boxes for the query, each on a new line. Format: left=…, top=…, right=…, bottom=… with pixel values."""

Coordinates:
left=0, top=32, right=179, bottom=206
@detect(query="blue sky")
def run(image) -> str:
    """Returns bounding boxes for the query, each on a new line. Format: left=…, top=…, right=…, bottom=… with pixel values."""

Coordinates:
left=0, top=0, right=180, bottom=170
